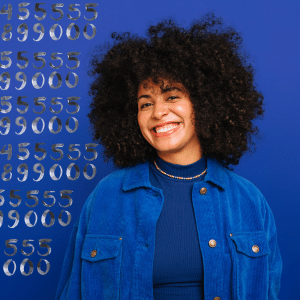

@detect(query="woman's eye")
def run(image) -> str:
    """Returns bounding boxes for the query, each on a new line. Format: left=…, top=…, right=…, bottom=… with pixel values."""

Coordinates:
left=168, top=96, right=178, bottom=100
left=140, top=102, right=151, bottom=109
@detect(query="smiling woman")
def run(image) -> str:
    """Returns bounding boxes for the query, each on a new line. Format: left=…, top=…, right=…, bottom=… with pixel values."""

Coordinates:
left=56, top=12, right=282, bottom=300
left=137, top=79, right=202, bottom=165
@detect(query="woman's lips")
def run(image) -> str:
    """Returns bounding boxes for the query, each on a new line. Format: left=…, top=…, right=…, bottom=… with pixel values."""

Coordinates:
left=151, top=123, right=181, bottom=137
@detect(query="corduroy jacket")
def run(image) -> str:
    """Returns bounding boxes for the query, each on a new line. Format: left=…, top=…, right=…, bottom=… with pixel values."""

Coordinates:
left=55, top=157, right=282, bottom=300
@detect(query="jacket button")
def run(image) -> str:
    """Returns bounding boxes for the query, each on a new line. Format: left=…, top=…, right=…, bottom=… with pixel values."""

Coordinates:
left=213, top=297, right=221, bottom=300
left=209, top=239, right=217, bottom=248
left=200, top=187, right=207, bottom=195
left=252, top=245, right=259, bottom=253
left=91, top=249, right=97, bottom=257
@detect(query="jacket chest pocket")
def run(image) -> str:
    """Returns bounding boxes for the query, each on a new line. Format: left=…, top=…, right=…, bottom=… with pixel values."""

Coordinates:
left=230, top=232, right=269, bottom=300
left=81, top=234, right=123, bottom=300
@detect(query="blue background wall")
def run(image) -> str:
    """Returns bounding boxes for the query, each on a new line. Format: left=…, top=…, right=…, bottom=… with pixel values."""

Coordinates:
left=0, top=0, right=298, bottom=299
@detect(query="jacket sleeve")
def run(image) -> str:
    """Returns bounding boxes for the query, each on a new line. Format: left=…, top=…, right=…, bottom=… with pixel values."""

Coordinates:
left=263, top=199, right=283, bottom=299
left=55, top=185, right=99, bottom=300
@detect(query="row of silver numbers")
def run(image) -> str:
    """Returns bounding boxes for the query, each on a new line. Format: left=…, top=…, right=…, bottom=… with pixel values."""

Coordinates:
left=2, top=22, right=96, bottom=41
left=4, top=258, right=50, bottom=276
left=0, top=190, right=73, bottom=207
left=0, top=209, right=71, bottom=227
left=0, top=71, right=79, bottom=90
left=1, top=3, right=98, bottom=21
left=4, top=239, right=51, bottom=256
left=0, top=116, right=79, bottom=135
left=1, top=52, right=80, bottom=69
left=2, top=163, right=96, bottom=181
left=1, top=96, right=80, bottom=114
left=1, top=144, right=98, bottom=161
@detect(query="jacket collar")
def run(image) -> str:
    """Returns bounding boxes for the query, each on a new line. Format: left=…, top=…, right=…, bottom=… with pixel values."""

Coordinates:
left=122, top=157, right=226, bottom=191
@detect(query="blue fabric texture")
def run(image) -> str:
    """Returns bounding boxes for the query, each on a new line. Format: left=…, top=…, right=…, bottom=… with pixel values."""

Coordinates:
left=55, top=157, right=282, bottom=300
left=149, top=155, right=207, bottom=299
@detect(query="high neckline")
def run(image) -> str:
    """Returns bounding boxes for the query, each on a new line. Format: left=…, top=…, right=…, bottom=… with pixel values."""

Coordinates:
left=151, top=155, right=207, bottom=180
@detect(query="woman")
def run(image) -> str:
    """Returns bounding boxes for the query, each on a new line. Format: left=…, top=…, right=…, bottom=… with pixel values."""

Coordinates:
left=56, top=13, right=282, bottom=300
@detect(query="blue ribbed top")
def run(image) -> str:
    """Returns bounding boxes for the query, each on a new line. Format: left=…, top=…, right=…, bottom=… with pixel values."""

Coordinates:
left=149, top=155, right=207, bottom=300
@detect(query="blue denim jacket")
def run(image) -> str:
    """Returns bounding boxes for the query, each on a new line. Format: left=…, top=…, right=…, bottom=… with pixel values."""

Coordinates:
left=55, top=157, right=282, bottom=300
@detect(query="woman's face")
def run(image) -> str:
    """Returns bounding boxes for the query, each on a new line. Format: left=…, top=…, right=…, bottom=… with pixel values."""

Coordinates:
left=137, top=78, right=202, bottom=164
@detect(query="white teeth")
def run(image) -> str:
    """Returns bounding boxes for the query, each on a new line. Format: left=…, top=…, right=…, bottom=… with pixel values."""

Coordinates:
left=156, top=123, right=179, bottom=133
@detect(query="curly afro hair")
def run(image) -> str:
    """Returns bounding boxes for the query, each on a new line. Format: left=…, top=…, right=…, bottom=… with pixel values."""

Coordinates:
left=87, top=12, right=264, bottom=169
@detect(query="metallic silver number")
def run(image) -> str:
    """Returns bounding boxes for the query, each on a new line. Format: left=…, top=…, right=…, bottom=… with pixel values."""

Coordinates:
left=58, top=210, right=71, bottom=226
left=66, top=116, right=79, bottom=133
left=32, top=117, right=45, bottom=134
left=18, top=143, right=30, bottom=160
left=34, top=143, right=46, bottom=160
left=38, top=239, right=52, bottom=256
left=49, top=116, right=62, bottom=134
left=50, top=24, right=63, bottom=40
left=37, top=259, right=50, bottom=275
left=67, top=96, right=80, bottom=114
left=66, top=52, right=80, bottom=69
left=84, top=163, right=96, bottom=180
left=34, top=3, right=46, bottom=21
left=18, top=3, right=30, bottom=20
left=68, top=4, right=81, bottom=20
left=15, top=72, right=27, bottom=90
left=0, top=96, right=12, bottom=113
left=83, top=23, right=96, bottom=40
left=66, top=72, right=78, bottom=88
left=84, top=3, right=98, bottom=21
left=17, top=163, right=29, bottom=182
left=17, top=23, right=29, bottom=42
left=2, top=164, right=12, bottom=181
left=3, top=259, right=16, bottom=276
left=9, top=190, right=21, bottom=207
left=84, top=143, right=98, bottom=161
left=33, top=97, right=46, bottom=114
left=51, top=143, right=64, bottom=161
left=8, top=210, right=19, bottom=228
left=17, top=51, right=29, bottom=69
left=0, top=51, right=12, bottom=69
left=50, top=53, right=63, bottom=69
left=20, top=258, right=34, bottom=276
left=1, top=144, right=12, bottom=160
left=49, top=71, right=62, bottom=89
left=33, top=52, right=46, bottom=69
left=33, top=163, right=45, bottom=182
left=0, top=117, right=10, bottom=134
left=33, top=23, right=45, bottom=41
left=2, top=24, right=12, bottom=41
left=0, top=189, right=4, bottom=206
left=24, top=210, right=38, bottom=227
left=43, top=191, right=56, bottom=207
left=66, top=23, right=80, bottom=40
left=68, top=144, right=80, bottom=160
left=0, top=4, right=12, bottom=21
left=15, top=116, right=27, bottom=135
left=50, top=97, right=63, bottom=113
left=66, top=163, right=80, bottom=180
left=32, top=72, right=45, bottom=89
left=51, top=3, right=64, bottom=20
left=21, top=240, right=34, bottom=256
left=0, top=72, right=10, bottom=90
left=59, top=190, right=73, bottom=208
left=41, top=210, right=55, bottom=227
left=26, top=190, right=39, bottom=208
left=50, top=164, right=62, bottom=181
left=17, top=96, right=29, bottom=114
left=4, top=239, right=18, bottom=256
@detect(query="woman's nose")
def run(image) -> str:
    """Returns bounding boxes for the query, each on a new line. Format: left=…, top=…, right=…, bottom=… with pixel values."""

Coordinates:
left=152, top=101, right=169, bottom=119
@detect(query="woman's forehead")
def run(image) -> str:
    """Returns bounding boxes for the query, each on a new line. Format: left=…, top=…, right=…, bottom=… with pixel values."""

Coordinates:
left=138, top=78, right=187, bottom=93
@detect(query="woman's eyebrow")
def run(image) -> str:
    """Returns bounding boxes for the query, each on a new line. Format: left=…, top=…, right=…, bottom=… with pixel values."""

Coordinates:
left=137, top=87, right=183, bottom=101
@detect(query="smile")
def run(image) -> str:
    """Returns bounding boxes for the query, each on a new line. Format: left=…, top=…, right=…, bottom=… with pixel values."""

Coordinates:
left=151, top=122, right=181, bottom=137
